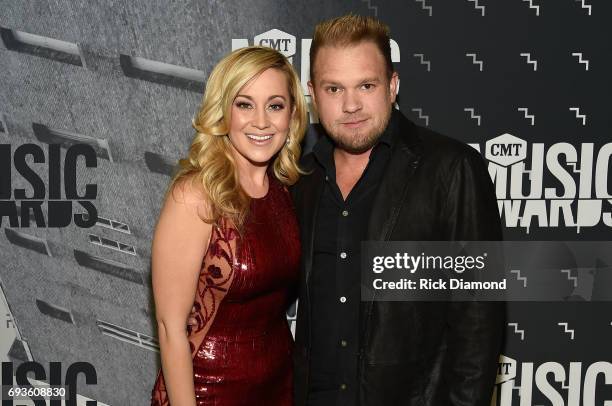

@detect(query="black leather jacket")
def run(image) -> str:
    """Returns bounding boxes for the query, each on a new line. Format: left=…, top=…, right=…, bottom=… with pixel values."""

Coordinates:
left=291, top=109, right=505, bottom=406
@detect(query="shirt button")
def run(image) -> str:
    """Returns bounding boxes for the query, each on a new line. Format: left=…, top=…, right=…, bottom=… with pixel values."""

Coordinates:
left=340, top=252, right=347, bottom=259
left=340, top=339, right=348, bottom=347
left=342, top=210, right=349, bottom=217
left=340, top=383, right=347, bottom=390
left=339, top=296, right=347, bottom=303
left=325, top=175, right=329, bottom=181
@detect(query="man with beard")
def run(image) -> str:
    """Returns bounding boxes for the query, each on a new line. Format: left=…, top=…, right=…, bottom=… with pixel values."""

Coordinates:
left=291, top=14, right=505, bottom=406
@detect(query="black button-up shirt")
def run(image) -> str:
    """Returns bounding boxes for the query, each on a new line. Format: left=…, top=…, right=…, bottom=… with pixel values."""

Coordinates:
left=307, top=120, right=395, bottom=406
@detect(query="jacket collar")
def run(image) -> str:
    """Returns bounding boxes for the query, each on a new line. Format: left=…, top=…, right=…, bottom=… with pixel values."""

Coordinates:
left=366, top=108, right=423, bottom=240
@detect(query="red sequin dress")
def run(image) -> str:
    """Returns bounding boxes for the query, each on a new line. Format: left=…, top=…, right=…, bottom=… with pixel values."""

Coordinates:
left=151, top=175, right=300, bottom=406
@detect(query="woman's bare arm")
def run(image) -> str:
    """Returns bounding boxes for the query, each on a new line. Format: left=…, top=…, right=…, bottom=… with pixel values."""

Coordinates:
left=152, top=178, right=211, bottom=406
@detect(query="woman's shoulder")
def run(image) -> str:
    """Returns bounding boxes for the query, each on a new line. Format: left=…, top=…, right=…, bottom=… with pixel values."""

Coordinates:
left=152, top=175, right=213, bottom=270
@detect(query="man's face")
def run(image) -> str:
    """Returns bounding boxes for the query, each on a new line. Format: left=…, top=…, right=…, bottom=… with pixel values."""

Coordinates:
left=308, top=41, right=398, bottom=154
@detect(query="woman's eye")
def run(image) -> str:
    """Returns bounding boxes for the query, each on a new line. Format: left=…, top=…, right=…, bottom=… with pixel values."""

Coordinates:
left=268, top=104, right=285, bottom=111
left=236, top=102, right=252, bottom=109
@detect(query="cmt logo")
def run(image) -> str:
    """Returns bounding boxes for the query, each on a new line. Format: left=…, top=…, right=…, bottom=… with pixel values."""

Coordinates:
left=255, top=29, right=296, bottom=57
left=485, top=133, right=527, bottom=167
left=233, top=29, right=296, bottom=61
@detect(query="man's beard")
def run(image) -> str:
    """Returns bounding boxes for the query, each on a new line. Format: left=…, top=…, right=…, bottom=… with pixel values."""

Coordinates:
left=322, top=106, right=392, bottom=154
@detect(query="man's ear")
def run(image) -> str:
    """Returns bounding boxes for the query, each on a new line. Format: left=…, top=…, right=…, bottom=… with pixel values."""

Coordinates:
left=389, top=72, right=399, bottom=104
left=307, top=80, right=317, bottom=106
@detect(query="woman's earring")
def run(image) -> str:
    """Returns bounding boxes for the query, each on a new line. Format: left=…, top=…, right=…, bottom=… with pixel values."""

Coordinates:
left=285, top=136, right=290, bottom=145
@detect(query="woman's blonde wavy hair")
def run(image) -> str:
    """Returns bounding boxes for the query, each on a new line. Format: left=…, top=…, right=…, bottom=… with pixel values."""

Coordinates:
left=166, top=46, right=308, bottom=229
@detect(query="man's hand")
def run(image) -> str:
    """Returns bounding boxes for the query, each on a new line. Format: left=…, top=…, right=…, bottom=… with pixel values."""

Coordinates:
left=187, top=305, right=198, bottom=326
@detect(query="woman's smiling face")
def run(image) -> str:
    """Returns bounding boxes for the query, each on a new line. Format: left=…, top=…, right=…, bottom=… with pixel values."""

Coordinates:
left=228, top=67, right=293, bottom=167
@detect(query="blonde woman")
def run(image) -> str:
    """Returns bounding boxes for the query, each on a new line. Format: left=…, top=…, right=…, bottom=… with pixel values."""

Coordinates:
left=150, top=46, right=307, bottom=406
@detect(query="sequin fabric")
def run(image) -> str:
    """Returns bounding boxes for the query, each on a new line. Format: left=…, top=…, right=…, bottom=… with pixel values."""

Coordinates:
left=151, top=175, right=300, bottom=406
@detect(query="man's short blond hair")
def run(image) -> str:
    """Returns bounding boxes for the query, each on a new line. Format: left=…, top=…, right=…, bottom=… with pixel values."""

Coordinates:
left=309, top=14, right=393, bottom=82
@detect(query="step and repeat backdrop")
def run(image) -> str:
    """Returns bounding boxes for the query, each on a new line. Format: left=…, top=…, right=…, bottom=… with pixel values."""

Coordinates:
left=0, top=0, right=610, bottom=405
